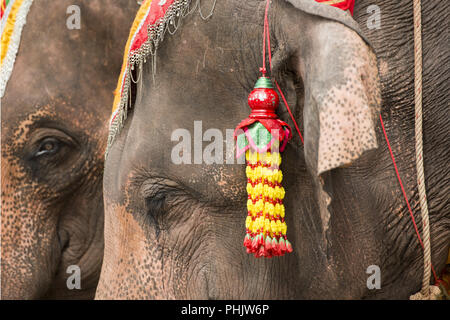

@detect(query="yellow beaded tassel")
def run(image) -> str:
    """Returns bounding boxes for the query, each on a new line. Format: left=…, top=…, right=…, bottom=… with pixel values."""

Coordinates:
left=243, top=149, right=292, bottom=258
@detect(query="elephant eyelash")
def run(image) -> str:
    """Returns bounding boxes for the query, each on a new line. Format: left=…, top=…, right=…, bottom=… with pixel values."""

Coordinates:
left=142, top=186, right=170, bottom=235
left=145, top=191, right=168, bottom=217
left=138, top=177, right=186, bottom=232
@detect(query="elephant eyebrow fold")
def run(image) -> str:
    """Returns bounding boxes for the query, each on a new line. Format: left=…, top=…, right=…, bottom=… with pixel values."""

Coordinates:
left=139, top=176, right=193, bottom=213
left=136, top=175, right=200, bottom=236
left=140, top=177, right=181, bottom=200
left=136, top=177, right=178, bottom=234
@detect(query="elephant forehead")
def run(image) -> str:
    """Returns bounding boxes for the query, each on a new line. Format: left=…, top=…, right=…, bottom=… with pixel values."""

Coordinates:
left=114, top=91, right=253, bottom=204
left=1, top=0, right=118, bottom=126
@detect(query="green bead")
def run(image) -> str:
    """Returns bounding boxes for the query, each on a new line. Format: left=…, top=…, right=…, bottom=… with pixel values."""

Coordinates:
left=254, top=77, right=274, bottom=89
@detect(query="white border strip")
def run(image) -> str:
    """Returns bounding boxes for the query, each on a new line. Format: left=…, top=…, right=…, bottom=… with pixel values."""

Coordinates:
left=1, top=0, right=34, bottom=97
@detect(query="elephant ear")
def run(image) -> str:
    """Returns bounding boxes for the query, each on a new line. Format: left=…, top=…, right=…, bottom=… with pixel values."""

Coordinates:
left=285, top=0, right=381, bottom=176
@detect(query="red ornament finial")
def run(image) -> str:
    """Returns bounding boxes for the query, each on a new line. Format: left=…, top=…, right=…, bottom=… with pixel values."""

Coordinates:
left=247, top=77, right=279, bottom=119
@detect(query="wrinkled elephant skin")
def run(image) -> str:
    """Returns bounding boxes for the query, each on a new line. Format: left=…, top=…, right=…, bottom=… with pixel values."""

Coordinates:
left=97, top=0, right=449, bottom=299
left=1, top=0, right=136, bottom=299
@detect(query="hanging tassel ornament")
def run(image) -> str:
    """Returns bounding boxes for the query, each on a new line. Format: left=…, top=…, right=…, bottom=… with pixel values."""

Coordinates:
left=234, top=73, right=293, bottom=258
left=234, top=0, right=298, bottom=258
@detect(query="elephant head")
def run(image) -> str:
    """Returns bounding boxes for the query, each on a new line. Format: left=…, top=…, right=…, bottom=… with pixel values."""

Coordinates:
left=96, top=0, right=448, bottom=299
left=1, top=0, right=136, bottom=299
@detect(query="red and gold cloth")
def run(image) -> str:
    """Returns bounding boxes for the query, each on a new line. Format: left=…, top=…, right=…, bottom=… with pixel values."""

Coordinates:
left=108, top=0, right=194, bottom=152
left=111, top=0, right=155, bottom=120
left=315, top=0, right=355, bottom=15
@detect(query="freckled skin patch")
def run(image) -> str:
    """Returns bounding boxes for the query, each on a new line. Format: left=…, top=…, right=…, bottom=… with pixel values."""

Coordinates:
left=283, top=18, right=382, bottom=177
left=1, top=1, right=137, bottom=299
left=314, top=26, right=381, bottom=174
left=96, top=196, right=170, bottom=299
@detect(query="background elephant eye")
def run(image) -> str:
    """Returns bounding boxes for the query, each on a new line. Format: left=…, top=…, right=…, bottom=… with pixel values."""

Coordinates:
left=34, top=138, right=61, bottom=157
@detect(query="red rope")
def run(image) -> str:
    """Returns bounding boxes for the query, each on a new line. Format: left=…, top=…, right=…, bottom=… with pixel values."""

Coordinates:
left=380, top=115, right=438, bottom=284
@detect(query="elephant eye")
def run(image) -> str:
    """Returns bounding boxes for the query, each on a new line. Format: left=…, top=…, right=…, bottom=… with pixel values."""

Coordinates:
left=23, top=128, right=78, bottom=169
left=34, top=138, right=62, bottom=157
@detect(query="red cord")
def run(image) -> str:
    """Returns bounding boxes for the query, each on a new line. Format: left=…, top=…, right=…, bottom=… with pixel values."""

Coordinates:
left=261, top=1, right=267, bottom=74
left=380, top=115, right=438, bottom=284
left=275, top=80, right=304, bottom=144
left=263, top=0, right=303, bottom=144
